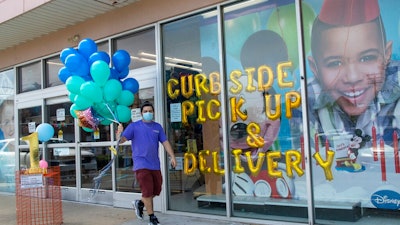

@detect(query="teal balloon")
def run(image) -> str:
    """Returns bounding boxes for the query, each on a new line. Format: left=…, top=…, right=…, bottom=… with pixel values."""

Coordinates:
left=66, top=76, right=85, bottom=94
left=70, top=104, right=80, bottom=118
left=116, top=90, right=134, bottom=106
left=100, top=119, right=112, bottom=126
left=90, top=60, right=110, bottom=86
left=116, top=105, right=131, bottom=123
left=36, top=123, right=55, bottom=142
left=68, top=92, right=77, bottom=103
left=80, top=81, right=103, bottom=103
left=82, top=127, right=94, bottom=133
left=74, top=94, right=93, bottom=109
left=93, top=102, right=114, bottom=120
left=103, top=79, right=122, bottom=102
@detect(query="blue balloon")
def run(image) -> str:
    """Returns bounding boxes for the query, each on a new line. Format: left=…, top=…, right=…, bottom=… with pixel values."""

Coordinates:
left=89, top=51, right=110, bottom=66
left=122, top=78, right=139, bottom=94
left=118, top=66, right=129, bottom=79
left=58, top=66, right=72, bottom=83
left=36, top=123, right=55, bottom=142
left=78, top=38, right=98, bottom=59
left=112, top=50, right=131, bottom=72
left=65, top=53, right=88, bottom=75
left=60, top=47, right=78, bottom=64
left=109, top=67, right=120, bottom=80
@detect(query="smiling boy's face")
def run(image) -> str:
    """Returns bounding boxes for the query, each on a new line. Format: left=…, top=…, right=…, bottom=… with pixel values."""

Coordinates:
left=309, top=21, right=392, bottom=116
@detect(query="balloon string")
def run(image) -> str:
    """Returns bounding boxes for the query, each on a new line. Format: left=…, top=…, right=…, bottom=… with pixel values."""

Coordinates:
left=104, top=103, right=120, bottom=124
left=88, top=138, right=120, bottom=201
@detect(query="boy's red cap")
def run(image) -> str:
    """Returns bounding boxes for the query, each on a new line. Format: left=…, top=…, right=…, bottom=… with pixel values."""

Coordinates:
left=319, top=0, right=380, bottom=26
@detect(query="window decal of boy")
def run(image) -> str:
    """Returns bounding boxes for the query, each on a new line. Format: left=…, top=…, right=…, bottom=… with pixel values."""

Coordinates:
left=307, top=0, right=399, bottom=170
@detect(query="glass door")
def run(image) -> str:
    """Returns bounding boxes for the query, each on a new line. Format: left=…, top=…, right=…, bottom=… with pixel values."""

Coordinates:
left=113, top=67, right=159, bottom=209
left=45, top=97, right=78, bottom=201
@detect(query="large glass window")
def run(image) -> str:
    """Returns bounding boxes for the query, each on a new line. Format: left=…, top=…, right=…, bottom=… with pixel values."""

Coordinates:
left=113, top=29, right=156, bottom=70
left=163, top=9, right=224, bottom=215
left=0, top=69, right=15, bottom=192
left=81, top=146, right=107, bottom=189
left=304, top=0, right=400, bottom=224
left=46, top=102, right=77, bottom=186
left=45, top=56, right=63, bottom=88
left=223, top=0, right=305, bottom=222
left=18, top=106, right=42, bottom=174
left=18, top=61, right=41, bottom=93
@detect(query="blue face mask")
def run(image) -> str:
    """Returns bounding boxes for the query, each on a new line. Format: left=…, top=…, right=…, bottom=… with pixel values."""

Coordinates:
left=142, top=112, right=154, bottom=121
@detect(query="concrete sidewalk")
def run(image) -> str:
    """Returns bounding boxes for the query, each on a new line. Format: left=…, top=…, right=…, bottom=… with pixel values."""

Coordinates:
left=0, top=193, right=249, bottom=225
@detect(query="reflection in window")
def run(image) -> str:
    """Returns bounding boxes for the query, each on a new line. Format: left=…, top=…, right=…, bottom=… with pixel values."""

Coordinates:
left=0, top=69, right=15, bottom=192
left=80, top=125, right=111, bottom=142
left=47, top=102, right=75, bottom=143
left=48, top=145, right=77, bottom=187
left=18, top=106, right=42, bottom=173
left=115, top=145, right=137, bottom=192
left=18, top=62, right=41, bottom=93
left=18, top=106, right=42, bottom=143
left=45, top=56, right=63, bottom=87
left=113, top=28, right=156, bottom=70
left=81, top=147, right=109, bottom=190
left=97, top=41, right=109, bottom=53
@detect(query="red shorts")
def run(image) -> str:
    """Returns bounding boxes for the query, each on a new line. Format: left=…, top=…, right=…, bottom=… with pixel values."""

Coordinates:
left=135, top=169, right=162, bottom=198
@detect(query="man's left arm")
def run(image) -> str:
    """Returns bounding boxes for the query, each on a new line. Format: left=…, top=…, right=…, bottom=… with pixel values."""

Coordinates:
left=162, top=140, right=177, bottom=169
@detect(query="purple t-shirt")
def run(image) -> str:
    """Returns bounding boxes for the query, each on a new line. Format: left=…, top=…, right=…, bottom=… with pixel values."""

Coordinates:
left=121, top=120, right=167, bottom=171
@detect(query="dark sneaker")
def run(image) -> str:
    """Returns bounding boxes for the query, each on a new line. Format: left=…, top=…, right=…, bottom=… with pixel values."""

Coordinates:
left=148, top=215, right=160, bottom=225
left=132, top=200, right=144, bottom=220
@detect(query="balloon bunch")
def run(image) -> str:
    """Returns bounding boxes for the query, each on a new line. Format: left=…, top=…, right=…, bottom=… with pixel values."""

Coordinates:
left=58, top=38, right=139, bottom=131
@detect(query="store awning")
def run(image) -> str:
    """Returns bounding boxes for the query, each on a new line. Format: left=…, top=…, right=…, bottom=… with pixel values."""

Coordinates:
left=0, top=0, right=139, bottom=51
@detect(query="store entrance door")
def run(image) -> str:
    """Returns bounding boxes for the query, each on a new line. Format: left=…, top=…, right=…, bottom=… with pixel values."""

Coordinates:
left=113, top=67, right=162, bottom=211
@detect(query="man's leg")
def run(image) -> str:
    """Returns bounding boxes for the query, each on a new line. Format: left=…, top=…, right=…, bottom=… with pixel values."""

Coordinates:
left=141, top=196, right=154, bottom=215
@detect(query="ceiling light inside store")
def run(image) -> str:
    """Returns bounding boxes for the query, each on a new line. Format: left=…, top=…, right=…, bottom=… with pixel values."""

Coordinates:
left=132, top=55, right=202, bottom=72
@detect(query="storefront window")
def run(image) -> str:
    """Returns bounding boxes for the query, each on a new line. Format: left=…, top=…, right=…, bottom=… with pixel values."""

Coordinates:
left=81, top=146, right=109, bottom=190
left=19, top=106, right=42, bottom=141
left=18, top=61, right=41, bottom=93
left=224, top=0, right=305, bottom=222
left=45, top=56, right=63, bottom=87
left=47, top=103, right=75, bottom=143
left=0, top=69, right=15, bottom=192
left=45, top=102, right=78, bottom=186
left=304, top=0, right=400, bottom=223
left=113, top=29, right=156, bottom=70
left=18, top=106, right=42, bottom=174
left=79, top=124, right=111, bottom=142
left=163, top=9, right=224, bottom=215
